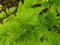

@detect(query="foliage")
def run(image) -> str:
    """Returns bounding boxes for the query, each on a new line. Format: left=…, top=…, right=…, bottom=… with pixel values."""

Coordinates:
left=0, top=0, right=60, bottom=45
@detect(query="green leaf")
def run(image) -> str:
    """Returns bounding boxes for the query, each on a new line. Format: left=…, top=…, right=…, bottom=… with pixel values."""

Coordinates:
left=0, top=11, right=6, bottom=18
left=6, top=7, right=16, bottom=15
